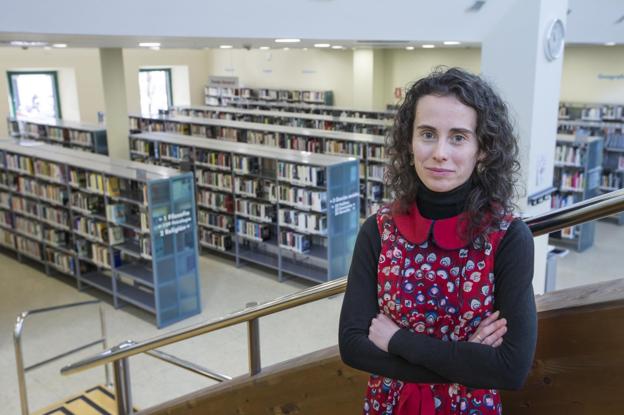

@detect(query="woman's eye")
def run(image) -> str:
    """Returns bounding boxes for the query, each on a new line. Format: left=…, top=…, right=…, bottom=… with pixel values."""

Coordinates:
left=451, top=135, right=466, bottom=144
left=422, top=131, right=435, bottom=140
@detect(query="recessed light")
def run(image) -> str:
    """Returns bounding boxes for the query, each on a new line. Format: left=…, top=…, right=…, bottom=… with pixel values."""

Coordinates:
left=331, top=45, right=344, bottom=49
left=150, top=46, right=160, bottom=51
left=605, top=42, right=616, bottom=46
left=405, top=46, right=415, bottom=50
left=422, top=44, right=435, bottom=49
left=10, top=41, right=48, bottom=47
left=52, top=43, right=67, bottom=48
left=314, top=43, right=331, bottom=48
left=275, top=38, right=301, bottom=43
left=259, top=46, right=270, bottom=50
left=220, top=45, right=233, bottom=49
left=443, top=41, right=461, bottom=45
left=138, top=42, right=160, bottom=48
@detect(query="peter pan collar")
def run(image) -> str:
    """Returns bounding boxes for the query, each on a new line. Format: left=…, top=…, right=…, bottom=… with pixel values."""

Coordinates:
left=393, top=202, right=470, bottom=249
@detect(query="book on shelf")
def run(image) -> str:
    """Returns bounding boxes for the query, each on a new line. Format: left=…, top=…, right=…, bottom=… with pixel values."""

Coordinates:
left=235, top=218, right=271, bottom=241
left=200, top=228, right=232, bottom=251
left=106, top=204, right=126, bottom=224
left=278, top=186, right=326, bottom=211
left=235, top=199, right=274, bottom=222
left=278, top=162, right=325, bottom=187
left=279, top=209, right=327, bottom=235
left=108, top=226, right=125, bottom=245
left=279, top=230, right=311, bottom=253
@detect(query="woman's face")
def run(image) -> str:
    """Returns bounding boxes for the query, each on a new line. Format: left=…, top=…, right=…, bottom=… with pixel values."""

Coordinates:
left=411, top=94, right=481, bottom=193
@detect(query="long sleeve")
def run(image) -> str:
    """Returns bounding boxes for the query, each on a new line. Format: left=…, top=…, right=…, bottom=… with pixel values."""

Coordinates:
left=339, top=215, right=450, bottom=383
left=387, top=219, right=537, bottom=390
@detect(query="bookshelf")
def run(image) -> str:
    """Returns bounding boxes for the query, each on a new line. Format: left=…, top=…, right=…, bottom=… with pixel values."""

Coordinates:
left=220, top=99, right=396, bottom=120
left=0, top=139, right=200, bottom=328
left=129, top=131, right=360, bottom=283
left=8, top=117, right=109, bottom=155
left=550, top=133, right=603, bottom=251
left=129, top=113, right=390, bottom=218
left=558, top=102, right=624, bottom=225
left=173, top=105, right=392, bottom=135
left=204, top=86, right=334, bottom=106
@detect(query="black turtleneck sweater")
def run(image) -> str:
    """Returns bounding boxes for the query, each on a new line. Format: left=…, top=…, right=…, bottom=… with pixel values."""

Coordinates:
left=338, top=182, right=537, bottom=390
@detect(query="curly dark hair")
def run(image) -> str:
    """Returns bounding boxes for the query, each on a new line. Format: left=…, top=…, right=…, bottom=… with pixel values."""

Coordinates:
left=386, top=66, right=520, bottom=244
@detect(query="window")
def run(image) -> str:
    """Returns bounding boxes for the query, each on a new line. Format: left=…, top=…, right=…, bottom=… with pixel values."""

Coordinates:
left=8, top=71, right=62, bottom=118
left=139, top=69, right=173, bottom=116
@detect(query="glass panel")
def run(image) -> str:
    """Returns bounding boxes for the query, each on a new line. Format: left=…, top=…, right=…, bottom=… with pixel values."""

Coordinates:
left=10, top=73, right=59, bottom=118
left=139, top=70, right=171, bottom=116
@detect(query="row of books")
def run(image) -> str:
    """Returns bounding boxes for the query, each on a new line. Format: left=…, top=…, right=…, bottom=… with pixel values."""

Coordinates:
left=198, top=210, right=233, bottom=232
left=158, top=143, right=191, bottom=160
left=198, top=190, right=234, bottom=213
left=325, top=140, right=364, bottom=157
left=235, top=218, right=271, bottom=241
left=367, top=164, right=386, bottom=181
left=197, top=171, right=233, bottom=191
left=42, top=205, right=70, bottom=228
left=368, top=145, right=386, bottom=160
left=277, top=187, right=326, bottom=212
left=279, top=209, right=327, bottom=235
left=68, top=130, right=94, bottom=146
left=17, top=235, right=42, bottom=259
left=15, top=216, right=42, bottom=239
left=605, top=133, right=624, bottom=149
left=45, top=248, right=75, bottom=274
left=602, top=173, right=623, bottom=189
left=0, top=211, right=12, bottom=227
left=25, top=124, right=44, bottom=138
left=280, top=135, right=322, bottom=153
left=13, top=196, right=39, bottom=217
left=199, top=228, right=232, bottom=251
left=247, top=131, right=278, bottom=147
left=19, top=179, right=67, bottom=205
left=7, top=154, right=35, bottom=174
left=196, top=151, right=231, bottom=169
left=556, top=172, right=585, bottom=190
left=0, top=191, right=10, bottom=208
left=555, top=145, right=584, bottom=166
left=235, top=177, right=276, bottom=200
left=34, top=160, right=64, bottom=182
left=235, top=199, right=275, bottom=222
left=279, top=230, right=311, bottom=254
left=43, top=228, right=70, bottom=247
left=71, top=192, right=104, bottom=214
left=165, top=122, right=191, bottom=135
left=277, top=162, right=325, bottom=187
left=0, top=228, right=15, bottom=248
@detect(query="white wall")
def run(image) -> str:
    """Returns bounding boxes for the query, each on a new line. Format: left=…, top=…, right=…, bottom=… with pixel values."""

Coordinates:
left=205, top=48, right=354, bottom=107
left=561, top=45, right=624, bottom=104
left=383, top=48, right=482, bottom=106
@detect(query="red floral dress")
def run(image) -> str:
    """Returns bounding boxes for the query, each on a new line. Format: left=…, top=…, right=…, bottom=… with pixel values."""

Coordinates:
left=363, top=203, right=512, bottom=415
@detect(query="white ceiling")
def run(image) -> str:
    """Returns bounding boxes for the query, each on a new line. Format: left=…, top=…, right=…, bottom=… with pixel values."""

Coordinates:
left=0, top=0, right=622, bottom=50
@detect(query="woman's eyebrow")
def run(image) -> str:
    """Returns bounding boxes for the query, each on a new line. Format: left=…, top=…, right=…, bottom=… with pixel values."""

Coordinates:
left=449, top=127, right=475, bottom=135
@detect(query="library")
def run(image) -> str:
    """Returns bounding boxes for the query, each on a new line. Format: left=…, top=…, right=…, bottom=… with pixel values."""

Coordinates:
left=1, top=1, right=624, bottom=414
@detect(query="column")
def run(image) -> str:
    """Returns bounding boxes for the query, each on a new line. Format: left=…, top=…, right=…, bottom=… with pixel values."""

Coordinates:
left=99, top=48, right=130, bottom=160
left=481, top=0, right=568, bottom=294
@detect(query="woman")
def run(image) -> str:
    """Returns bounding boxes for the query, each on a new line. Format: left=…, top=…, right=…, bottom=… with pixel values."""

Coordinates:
left=339, top=67, right=537, bottom=414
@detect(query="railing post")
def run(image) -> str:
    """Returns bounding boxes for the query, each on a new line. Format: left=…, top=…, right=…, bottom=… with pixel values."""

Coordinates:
left=246, top=302, right=261, bottom=375
left=113, top=357, right=132, bottom=415
left=14, top=312, right=29, bottom=415
left=99, top=305, right=111, bottom=387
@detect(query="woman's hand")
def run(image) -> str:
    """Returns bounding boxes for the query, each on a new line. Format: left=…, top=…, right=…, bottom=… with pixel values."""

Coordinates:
left=469, top=310, right=507, bottom=347
left=369, top=313, right=401, bottom=352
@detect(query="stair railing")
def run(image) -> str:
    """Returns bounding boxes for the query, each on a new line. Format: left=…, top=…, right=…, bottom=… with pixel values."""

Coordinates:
left=60, top=188, right=624, bottom=415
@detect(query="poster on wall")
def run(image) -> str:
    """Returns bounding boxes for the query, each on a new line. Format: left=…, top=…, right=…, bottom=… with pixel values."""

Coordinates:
left=208, top=76, right=239, bottom=88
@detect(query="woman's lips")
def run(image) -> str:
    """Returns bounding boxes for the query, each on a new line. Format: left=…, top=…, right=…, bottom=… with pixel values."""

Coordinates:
left=426, top=167, right=454, bottom=175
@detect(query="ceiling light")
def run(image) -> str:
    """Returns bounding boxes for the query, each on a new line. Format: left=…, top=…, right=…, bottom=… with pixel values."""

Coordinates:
left=10, top=41, right=48, bottom=47
left=52, top=43, right=67, bottom=48
left=275, top=38, right=301, bottom=43
left=150, top=46, right=160, bottom=51
left=283, top=47, right=290, bottom=51
left=331, top=45, right=344, bottom=49
left=443, top=41, right=461, bottom=45
left=314, top=43, right=331, bottom=48
left=220, top=45, right=233, bottom=49
left=259, top=46, right=270, bottom=50
left=405, top=46, right=415, bottom=50
left=422, top=44, right=435, bottom=49
left=139, top=42, right=160, bottom=48
left=605, top=42, right=616, bottom=46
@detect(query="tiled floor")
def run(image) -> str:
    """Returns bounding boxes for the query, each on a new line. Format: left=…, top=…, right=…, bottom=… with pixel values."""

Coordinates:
left=0, top=219, right=622, bottom=414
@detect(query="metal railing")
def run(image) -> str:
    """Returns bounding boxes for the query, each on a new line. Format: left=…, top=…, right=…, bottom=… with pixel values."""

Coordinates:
left=59, top=188, right=624, bottom=415
left=14, top=300, right=110, bottom=415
